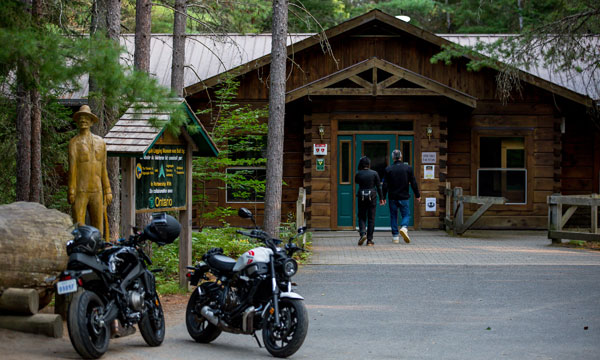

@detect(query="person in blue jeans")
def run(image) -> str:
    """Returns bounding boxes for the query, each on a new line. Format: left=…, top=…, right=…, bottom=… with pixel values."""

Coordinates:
left=382, top=150, right=421, bottom=244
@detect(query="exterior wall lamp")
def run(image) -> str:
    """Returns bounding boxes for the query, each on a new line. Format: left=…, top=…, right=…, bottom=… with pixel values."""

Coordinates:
left=318, top=124, right=325, bottom=140
left=426, top=124, right=433, bottom=142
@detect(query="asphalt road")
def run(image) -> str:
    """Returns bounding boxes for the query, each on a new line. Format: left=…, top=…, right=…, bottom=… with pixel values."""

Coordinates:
left=1, top=264, right=599, bottom=359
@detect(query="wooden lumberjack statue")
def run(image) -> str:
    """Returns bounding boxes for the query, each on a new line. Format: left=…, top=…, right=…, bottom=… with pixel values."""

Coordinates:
left=68, top=105, right=113, bottom=241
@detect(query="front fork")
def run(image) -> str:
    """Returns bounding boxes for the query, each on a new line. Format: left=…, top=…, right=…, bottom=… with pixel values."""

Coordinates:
left=269, top=255, right=281, bottom=328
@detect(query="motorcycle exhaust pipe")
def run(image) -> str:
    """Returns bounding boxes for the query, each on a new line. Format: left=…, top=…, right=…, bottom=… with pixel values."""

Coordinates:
left=200, top=306, right=220, bottom=327
left=242, top=306, right=255, bottom=333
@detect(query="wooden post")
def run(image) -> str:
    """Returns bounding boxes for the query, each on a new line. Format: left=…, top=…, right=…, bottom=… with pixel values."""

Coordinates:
left=120, top=157, right=136, bottom=239
left=452, top=187, right=463, bottom=236
left=592, top=194, right=599, bottom=234
left=296, top=187, right=306, bottom=246
left=548, top=194, right=562, bottom=244
left=178, top=142, right=193, bottom=289
left=445, top=182, right=451, bottom=232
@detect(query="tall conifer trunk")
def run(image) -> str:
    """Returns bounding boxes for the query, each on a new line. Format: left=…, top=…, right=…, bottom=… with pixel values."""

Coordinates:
left=29, top=0, right=42, bottom=203
left=90, top=0, right=121, bottom=240
left=134, top=0, right=152, bottom=230
left=171, top=0, right=186, bottom=96
left=263, top=0, right=288, bottom=237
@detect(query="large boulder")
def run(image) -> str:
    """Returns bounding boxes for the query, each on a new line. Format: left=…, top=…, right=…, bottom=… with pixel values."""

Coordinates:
left=0, top=202, right=72, bottom=308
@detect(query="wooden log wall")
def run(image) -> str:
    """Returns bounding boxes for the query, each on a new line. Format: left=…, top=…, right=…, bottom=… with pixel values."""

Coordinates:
left=447, top=96, right=561, bottom=229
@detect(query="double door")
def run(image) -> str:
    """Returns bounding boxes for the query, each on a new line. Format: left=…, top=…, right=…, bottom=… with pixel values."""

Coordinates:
left=337, top=134, right=414, bottom=229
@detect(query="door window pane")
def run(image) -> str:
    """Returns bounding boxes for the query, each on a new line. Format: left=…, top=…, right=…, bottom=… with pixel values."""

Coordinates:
left=340, top=141, right=351, bottom=184
left=400, top=140, right=412, bottom=165
left=362, top=141, right=388, bottom=180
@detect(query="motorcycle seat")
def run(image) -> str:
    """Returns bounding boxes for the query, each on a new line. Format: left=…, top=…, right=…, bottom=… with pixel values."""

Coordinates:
left=207, top=254, right=236, bottom=272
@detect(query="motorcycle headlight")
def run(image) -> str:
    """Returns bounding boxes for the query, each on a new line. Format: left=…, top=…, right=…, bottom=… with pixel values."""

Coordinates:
left=283, top=258, right=298, bottom=277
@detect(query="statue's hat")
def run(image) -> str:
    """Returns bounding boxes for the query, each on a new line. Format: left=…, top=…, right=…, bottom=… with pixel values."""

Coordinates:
left=73, top=105, right=99, bottom=123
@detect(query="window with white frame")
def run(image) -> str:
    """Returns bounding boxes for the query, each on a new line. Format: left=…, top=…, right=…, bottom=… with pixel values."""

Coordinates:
left=477, top=137, right=527, bottom=204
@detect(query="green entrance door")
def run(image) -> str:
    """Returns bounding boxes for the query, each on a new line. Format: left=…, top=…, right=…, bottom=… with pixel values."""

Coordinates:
left=356, top=134, right=395, bottom=227
left=336, top=134, right=414, bottom=228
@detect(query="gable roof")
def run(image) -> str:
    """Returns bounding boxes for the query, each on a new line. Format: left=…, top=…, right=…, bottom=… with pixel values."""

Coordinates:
left=105, top=98, right=218, bottom=157
left=286, top=57, right=477, bottom=108
left=60, top=11, right=597, bottom=106
left=183, top=10, right=596, bottom=107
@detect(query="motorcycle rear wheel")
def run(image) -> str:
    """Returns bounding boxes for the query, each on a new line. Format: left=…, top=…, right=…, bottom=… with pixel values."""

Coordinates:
left=139, top=294, right=165, bottom=346
left=67, top=290, right=110, bottom=359
left=262, top=298, right=308, bottom=358
left=185, top=286, right=222, bottom=343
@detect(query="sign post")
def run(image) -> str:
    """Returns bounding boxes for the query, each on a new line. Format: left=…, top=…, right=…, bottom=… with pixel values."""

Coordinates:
left=106, top=99, right=218, bottom=288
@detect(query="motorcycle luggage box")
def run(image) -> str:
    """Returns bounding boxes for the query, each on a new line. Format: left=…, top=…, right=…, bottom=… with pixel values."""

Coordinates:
left=206, top=254, right=236, bottom=272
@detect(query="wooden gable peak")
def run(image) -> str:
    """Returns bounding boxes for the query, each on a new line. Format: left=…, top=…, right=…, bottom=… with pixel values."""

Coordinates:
left=286, top=57, right=477, bottom=108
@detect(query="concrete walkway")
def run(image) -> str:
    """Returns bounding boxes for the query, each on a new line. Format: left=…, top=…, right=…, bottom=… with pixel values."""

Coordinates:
left=309, top=230, right=600, bottom=266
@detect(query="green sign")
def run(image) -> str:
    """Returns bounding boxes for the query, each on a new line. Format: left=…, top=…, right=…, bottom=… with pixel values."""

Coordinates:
left=135, top=145, right=186, bottom=210
left=316, top=158, right=325, bottom=171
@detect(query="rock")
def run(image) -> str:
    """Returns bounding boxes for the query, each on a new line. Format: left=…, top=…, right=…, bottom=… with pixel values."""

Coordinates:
left=0, top=202, right=72, bottom=308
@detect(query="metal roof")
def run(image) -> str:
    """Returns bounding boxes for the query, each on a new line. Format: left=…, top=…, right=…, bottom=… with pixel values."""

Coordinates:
left=439, top=34, right=600, bottom=101
left=62, top=34, right=312, bottom=100
left=61, top=33, right=598, bottom=102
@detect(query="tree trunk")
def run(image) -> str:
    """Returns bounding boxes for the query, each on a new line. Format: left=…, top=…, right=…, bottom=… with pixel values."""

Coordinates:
left=90, top=0, right=121, bottom=241
left=263, top=0, right=288, bottom=238
left=29, top=88, right=41, bottom=203
left=171, top=0, right=187, bottom=96
left=16, top=65, right=31, bottom=202
left=134, top=0, right=153, bottom=232
left=135, top=0, right=152, bottom=72
left=29, top=0, right=42, bottom=203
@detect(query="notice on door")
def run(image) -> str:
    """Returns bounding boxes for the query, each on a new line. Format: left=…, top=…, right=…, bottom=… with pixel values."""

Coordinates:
left=135, top=145, right=186, bottom=211
left=425, top=197, right=437, bottom=212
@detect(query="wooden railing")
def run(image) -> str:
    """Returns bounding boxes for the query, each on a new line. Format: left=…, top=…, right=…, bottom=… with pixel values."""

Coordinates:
left=547, top=194, right=600, bottom=244
left=444, top=184, right=506, bottom=235
left=296, top=187, right=306, bottom=245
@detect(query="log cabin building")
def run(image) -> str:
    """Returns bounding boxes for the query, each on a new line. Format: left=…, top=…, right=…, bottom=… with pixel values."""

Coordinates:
left=63, top=10, right=600, bottom=231
left=182, top=10, right=600, bottom=230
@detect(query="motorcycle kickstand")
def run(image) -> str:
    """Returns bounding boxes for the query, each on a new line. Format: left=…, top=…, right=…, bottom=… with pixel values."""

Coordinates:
left=252, top=331, right=262, bottom=348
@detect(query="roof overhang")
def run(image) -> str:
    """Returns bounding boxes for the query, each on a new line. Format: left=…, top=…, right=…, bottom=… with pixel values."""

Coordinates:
left=184, top=9, right=594, bottom=108
left=286, top=57, right=477, bottom=108
left=105, top=99, right=218, bottom=158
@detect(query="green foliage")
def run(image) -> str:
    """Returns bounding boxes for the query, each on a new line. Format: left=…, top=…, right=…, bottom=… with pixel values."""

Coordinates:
left=193, top=78, right=268, bottom=227
left=0, top=1, right=192, bottom=208
left=288, top=0, right=349, bottom=32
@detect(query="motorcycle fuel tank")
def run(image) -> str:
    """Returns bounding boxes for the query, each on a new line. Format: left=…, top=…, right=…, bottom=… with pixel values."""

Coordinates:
left=233, top=247, right=272, bottom=272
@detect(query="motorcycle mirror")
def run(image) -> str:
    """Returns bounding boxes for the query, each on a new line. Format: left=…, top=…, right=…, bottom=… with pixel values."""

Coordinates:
left=297, top=226, right=307, bottom=235
left=238, top=208, right=253, bottom=219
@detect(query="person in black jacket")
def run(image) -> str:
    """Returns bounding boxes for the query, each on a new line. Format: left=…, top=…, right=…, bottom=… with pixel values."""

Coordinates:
left=355, top=156, right=384, bottom=246
left=382, top=149, right=421, bottom=244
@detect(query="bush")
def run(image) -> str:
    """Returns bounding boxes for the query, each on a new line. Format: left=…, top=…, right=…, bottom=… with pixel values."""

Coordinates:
left=151, top=224, right=312, bottom=295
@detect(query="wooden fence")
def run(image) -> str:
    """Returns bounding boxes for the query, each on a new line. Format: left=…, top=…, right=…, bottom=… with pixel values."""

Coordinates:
left=296, top=187, right=306, bottom=245
left=444, top=184, right=506, bottom=235
left=547, top=194, right=600, bottom=244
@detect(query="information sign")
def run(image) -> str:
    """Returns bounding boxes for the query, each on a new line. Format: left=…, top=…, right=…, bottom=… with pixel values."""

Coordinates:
left=135, top=145, right=186, bottom=210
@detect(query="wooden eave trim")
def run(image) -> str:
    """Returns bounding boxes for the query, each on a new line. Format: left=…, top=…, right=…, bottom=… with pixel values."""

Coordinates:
left=285, top=57, right=477, bottom=108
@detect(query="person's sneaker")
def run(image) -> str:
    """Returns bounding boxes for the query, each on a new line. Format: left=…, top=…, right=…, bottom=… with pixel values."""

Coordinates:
left=358, top=234, right=367, bottom=246
left=392, top=236, right=400, bottom=244
left=367, top=240, right=374, bottom=246
left=399, top=227, right=410, bottom=243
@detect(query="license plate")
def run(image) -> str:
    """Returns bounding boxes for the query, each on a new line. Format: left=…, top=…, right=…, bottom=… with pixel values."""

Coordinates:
left=57, top=279, right=77, bottom=295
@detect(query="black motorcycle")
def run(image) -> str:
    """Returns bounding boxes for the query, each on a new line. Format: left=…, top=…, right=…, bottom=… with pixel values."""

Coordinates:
left=55, top=213, right=181, bottom=359
left=185, top=208, right=309, bottom=358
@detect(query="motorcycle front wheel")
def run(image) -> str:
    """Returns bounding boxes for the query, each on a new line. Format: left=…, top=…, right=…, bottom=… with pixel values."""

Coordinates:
left=139, top=294, right=165, bottom=346
left=262, top=298, right=309, bottom=358
left=185, top=286, right=222, bottom=343
left=67, top=290, right=110, bottom=359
